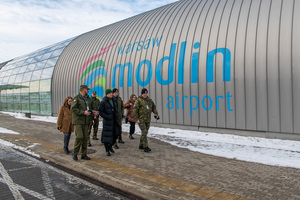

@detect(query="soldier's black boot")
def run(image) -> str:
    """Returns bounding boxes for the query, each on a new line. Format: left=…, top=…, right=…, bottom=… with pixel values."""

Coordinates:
left=139, top=145, right=144, bottom=149
left=144, top=147, right=151, bottom=152
left=129, top=134, right=134, bottom=140
left=118, top=136, right=125, bottom=144
left=73, top=154, right=78, bottom=161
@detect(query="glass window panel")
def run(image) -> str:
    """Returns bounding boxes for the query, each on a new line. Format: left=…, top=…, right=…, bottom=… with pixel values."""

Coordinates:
left=0, top=72, right=4, bottom=78
left=40, top=79, right=51, bottom=92
left=41, top=67, right=54, bottom=80
left=0, top=90, right=7, bottom=102
left=1, top=71, right=9, bottom=77
left=16, top=60, right=25, bottom=67
left=30, top=92, right=39, bottom=103
left=7, top=103, right=14, bottom=111
left=28, top=52, right=39, bottom=58
left=18, top=65, right=28, bottom=74
left=1, top=65, right=9, bottom=71
left=30, top=103, right=40, bottom=114
left=45, top=58, right=58, bottom=68
left=14, top=103, right=22, bottom=111
left=11, top=68, right=20, bottom=75
left=8, top=75, right=16, bottom=84
left=1, top=103, right=8, bottom=111
left=26, top=63, right=36, bottom=72
left=50, top=48, right=63, bottom=58
left=39, top=48, right=51, bottom=55
left=31, top=70, right=42, bottom=81
left=7, top=90, right=14, bottom=107
left=5, top=70, right=13, bottom=76
left=32, top=55, right=43, bottom=62
left=40, top=104, right=51, bottom=115
left=40, top=52, right=52, bottom=61
left=15, top=74, right=24, bottom=83
left=3, top=65, right=11, bottom=70
left=40, top=92, right=51, bottom=103
left=21, top=82, right=29, bottom=103
left=34, top=60, right=47, bottom=70
left=7, top=64, right=15, bottom=70
left=30, top=81, right=39, bottom=93
left=22, top=72, right=32, bottom=82
left=22, top=103, right=30, bottom=112
left=14, top=88, right=21, bottom=101
left=2, top=77, right=9, bottom=85
left=47, top=45, right=58, bottom=52
left=23, top=58, right=33, bottom=65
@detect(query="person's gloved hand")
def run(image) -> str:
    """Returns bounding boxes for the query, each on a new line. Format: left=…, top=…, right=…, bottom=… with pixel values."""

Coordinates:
left=154, top=115, right=160, bottom=120
left=57, top=127, right=61, bottom=130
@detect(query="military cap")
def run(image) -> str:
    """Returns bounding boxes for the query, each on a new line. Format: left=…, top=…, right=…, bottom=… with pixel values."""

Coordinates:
left=80, top=85, right=90, bottom=90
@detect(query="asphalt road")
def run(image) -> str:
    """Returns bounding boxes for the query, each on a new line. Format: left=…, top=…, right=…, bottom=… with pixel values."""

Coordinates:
left=0, top=145, right=129, bottom=200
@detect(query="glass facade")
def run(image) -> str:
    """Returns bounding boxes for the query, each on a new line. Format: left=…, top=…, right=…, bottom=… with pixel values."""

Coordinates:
left=0, top=37, right=75, bottom=115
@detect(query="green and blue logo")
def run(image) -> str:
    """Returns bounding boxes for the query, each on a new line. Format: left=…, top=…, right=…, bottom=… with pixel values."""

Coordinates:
left=78, top=43, right=115, bottom=99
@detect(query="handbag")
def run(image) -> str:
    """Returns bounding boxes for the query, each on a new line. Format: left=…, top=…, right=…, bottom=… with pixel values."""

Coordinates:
left=125, top=114, right=129, bottom=124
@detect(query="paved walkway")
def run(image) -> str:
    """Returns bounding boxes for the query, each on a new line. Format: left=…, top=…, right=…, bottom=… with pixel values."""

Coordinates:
left=0, top=112, right=299, bottom=200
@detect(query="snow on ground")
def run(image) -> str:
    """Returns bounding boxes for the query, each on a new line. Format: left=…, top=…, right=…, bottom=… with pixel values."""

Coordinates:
left=1, top=111, right=300, bottom=169
left=0, top=138, right=40, bottom=158
left=1, top=111, right=57, bottom=123
left=0, top=127, right=20, bottom=134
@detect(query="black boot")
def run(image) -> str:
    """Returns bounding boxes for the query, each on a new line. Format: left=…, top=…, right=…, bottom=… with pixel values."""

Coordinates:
left=109, top=145, right=115, bottom=153
left=144, top=147, right=151, bottom=152
left=129, top=134, right=134, bottom=140
left=64, top=148, right=70, bottom=154
left=118, top=136, right=125, bottom=143
left=105, top=144, right=111, bottom=156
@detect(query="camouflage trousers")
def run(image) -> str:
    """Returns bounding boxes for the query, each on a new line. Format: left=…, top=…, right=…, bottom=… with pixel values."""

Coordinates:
left=138, top=121, right=151, bottom=148
left=114, top=118, right=123, bottom=145
left=88, top=117, right=100, bottom=143
left=73, top=124, right=89, bottom=156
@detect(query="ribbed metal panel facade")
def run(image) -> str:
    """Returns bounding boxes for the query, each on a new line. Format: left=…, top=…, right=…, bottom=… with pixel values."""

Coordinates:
left=52, top=0, right=300, bottom=135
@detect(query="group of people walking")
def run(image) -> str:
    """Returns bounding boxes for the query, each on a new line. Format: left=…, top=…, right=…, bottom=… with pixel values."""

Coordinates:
left=56, top=85, right=159, bottom=160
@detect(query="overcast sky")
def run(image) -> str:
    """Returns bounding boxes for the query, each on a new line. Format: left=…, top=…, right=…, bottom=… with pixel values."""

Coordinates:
left=0, top=0, right=178, bottom=63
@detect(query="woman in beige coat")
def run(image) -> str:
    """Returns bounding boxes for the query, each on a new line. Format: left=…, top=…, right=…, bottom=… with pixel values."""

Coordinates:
left=57, top=96, right=74, bottom=154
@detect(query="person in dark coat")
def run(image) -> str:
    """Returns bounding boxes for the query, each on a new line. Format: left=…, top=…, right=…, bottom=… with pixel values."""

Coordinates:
left=98, top=89, right=121, bottom=156
left=124, top=94, right=137, bottom=139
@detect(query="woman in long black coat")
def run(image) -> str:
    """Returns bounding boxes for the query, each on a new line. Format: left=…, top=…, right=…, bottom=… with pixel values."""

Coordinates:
left=98, top=89, right=121, bottom=156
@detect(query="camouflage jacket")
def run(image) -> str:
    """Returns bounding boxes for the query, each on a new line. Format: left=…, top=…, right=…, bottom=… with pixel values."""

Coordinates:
left=90, top=96, right=100, bottom=118
left=115, top=96, right=124, bottom=121
left=133, top=96, right=158, bottom=123
left=71, top=93, right=91, bottom=125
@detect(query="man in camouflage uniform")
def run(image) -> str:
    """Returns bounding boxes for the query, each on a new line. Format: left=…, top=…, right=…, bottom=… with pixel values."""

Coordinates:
left=88, top=91, right=100, bottom=146
left=133, top=88, right=159, bottom=152
left=71, top=85, right=92, bottom=161
left=112, top=88, right=124, bottom=149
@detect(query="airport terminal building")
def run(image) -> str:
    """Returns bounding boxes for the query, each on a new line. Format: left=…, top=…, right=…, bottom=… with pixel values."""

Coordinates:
left=0, top=0, right=299, bottom=139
